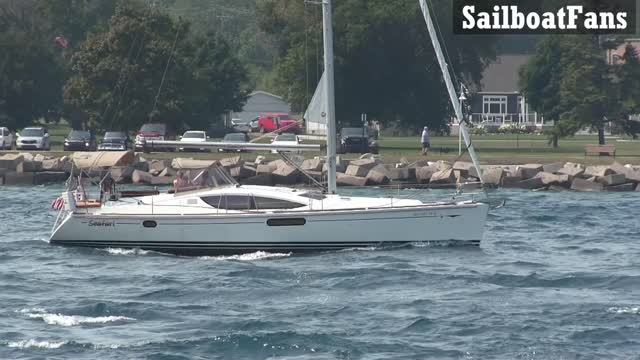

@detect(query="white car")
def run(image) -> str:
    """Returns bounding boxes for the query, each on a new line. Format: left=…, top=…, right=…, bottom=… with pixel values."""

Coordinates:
left=0, top=127, right=14, bottom=150
left=270, top=133, right=301, bottom=154
left=16, top=127, right=50, bottom=151
left=179, top=131, right=209, bottom=152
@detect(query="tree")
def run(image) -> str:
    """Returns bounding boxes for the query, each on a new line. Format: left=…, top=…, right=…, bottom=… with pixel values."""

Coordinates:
left=64, top=2, right=249, bottom=131
left=614, top=44, right=640, bottom=138
left=183, top=32, right=249, bottom=129
left=0, top=31, right=64, bottom=130
left=258, top=0, right=497, bottom=132
left=521, top=35, right=638, bottom=146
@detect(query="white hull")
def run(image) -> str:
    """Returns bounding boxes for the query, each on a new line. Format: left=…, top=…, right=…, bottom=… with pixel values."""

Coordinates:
left=50, top=202, right=488, bottom=255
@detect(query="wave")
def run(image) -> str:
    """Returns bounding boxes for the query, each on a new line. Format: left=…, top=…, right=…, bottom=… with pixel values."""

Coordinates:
left=101, top=247, right=150, bottom=256
left=608, top=306, right=640, bottom=314
left=18, top=308, right=135, bottom=327
left=198, top=251, right=291, bottom=261
left=7, top=339, right=67, bottom=349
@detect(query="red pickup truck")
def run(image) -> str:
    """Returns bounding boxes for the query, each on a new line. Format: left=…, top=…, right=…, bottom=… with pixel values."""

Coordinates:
left=257, top=113, right=301, bottom=134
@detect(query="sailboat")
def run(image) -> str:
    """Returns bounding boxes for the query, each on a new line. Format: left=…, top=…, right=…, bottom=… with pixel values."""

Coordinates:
left=48, top=0, right=489, bottom=255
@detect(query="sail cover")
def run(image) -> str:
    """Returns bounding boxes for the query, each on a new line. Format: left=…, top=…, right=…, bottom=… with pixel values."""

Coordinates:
left=304, top=71, right=327, bottom=135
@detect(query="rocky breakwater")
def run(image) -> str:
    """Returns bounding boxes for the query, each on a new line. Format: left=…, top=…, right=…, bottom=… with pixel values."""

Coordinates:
left=2, top=151, right=640, bottom=193
left=0, top=153, right=71, bottom=185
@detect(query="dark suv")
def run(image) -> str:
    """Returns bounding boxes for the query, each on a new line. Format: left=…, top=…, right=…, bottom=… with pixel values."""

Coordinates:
left=338, top=127, right=379, bottom=154
left=64, top=130, right=97, bottom=151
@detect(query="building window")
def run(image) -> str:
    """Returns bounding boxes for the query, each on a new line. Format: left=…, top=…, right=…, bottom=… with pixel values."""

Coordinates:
left=482, top=96, right=507, bottom=115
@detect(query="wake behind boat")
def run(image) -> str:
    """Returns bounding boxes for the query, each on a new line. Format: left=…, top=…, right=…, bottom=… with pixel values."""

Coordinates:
left=49, top=0, right=491, bottom=255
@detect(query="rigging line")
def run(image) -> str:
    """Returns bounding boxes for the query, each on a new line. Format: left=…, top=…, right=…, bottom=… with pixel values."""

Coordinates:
left=304, top=1, right=309, bottom=108
left=425, top=0, right=459, bottom=86
left=108, top=31, right=148, bottom=131
left=150, top=23, right=181, bottom=119
left=101, top=31, right=142, bottom=128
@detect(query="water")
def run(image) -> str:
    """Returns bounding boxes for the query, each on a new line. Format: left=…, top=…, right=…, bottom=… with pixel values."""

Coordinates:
left=1, top=185, right=640, bottom=359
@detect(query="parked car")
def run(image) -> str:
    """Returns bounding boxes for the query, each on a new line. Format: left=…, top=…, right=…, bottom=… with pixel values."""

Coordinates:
left=231, top=119, right=251, bottom=133
left=338, top=127, right=379, bottom=154
left=64, top=130, right=97, bottom=151
left=98, top=131, right=130, bottom=151
left=250, top=117, right=260, bottom=132
left=179, top=130, right=209, bottom=152
left=0, top=127, right=14, bottom=150
left=16, top=127, right=50, bottom=151
left=257, top=113, right=301, bottom=134
left=219, top=132, right=251, bottom=152
left=270, top=133, right=301, bottom=154
left=134, top=123, right=176, bottom=151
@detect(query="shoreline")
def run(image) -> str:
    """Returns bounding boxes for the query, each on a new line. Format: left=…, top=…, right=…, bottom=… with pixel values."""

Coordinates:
left=1, top=151, right=639, bottom=192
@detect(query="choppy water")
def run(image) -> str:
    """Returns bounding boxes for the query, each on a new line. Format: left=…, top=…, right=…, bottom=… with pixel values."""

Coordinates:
left=1, top=185, right=640, bottom=359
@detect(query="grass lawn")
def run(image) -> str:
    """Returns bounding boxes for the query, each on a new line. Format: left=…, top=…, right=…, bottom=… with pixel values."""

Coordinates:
left=5, top=122, right=640, bottom=165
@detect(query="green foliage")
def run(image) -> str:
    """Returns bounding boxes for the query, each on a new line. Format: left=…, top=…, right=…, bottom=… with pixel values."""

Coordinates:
left=63, top=3, right=249, bottom=131
left=521, top=35, right=640, bottom=145
left=0, top=31, right=64, bottom=130
left=258, top=0, right=497, bottom=131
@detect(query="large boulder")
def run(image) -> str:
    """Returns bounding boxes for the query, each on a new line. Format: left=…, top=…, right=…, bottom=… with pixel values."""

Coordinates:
left=597, top=173, right=626, bottom=186
left=483, top=168, right=505, bottom=187
left=534, top=172, right=571, bottom=187
left=301, top=158, right=324, bottom=172
left=220, top=156, right=243, bottom=168
left=159, top=167, right=177, bottom=178
left=516, top=164, right=543, bottom=179
left=387, top=167, right=411, bottom=181
left=518, top=177, right=546, bottom=190
left=571, top=178, right=604, bottom=192
left=429, top=168, right=456, bottom=184
left=109, top=166, right=135, bottom=183
left=256, top=163, right=277, bottom=174
left=0, top=154, right=24, bottom=170
left=230, top=164, right=256, bottom=179
left=366, top=166, right=390, bottom=185
left=2, top=171, right=35, bottom=185
left=433, top=160, right=453, bottom=172
left=345, top=164, right=370, bottom=178
left=22, top=160, right=43, bottom=173
left=453, top=161, right=474, bottom=178
left=502, top=175, right=523, bottom=188
left=254, top=155, right=267, bottom=165
left=147, top=160, right=168, bottom=174
left=272, top=164, right=300, bottom=184
left=132, top=169, right=153, bottom=184
left=558, top=163, right=585, bottom=178
left=542, top=162, right=565, bottom=174
left=33, top=172, right=67, bottom=185
left=415, top=166, right=436, bottom=184
left=606, top=183, right=635, bottom=192
left=337, top=172, right=367, bottom=187
left=584, top=165, right=613, bottom=178
left=609, top=162, right=640, bottom=183
left=349, top=158, right=381, bottom=170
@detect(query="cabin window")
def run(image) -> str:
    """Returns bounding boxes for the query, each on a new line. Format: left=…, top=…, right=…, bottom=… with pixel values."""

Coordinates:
left=482, top=96, right=507, bottom=115
left=201, top=196, right=222, bottom=208
left=201, top=195, right=254, bottom=210
left=224, top=195, right=254, bottom=210
left=254, top=197, right=305, bottom=210
left=201, top=195, right=304, bottom=210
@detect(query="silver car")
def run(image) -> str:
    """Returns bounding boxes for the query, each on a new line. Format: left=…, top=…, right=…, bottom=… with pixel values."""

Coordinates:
left=0, top=127, right=14, bottom=150
left=16, top=127, right=50, bottom=151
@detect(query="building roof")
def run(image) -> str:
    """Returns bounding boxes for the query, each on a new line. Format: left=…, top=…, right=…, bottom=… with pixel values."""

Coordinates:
left=248, top=90, right=285, bottom=100
left=480, top=55, right=531, bottom=93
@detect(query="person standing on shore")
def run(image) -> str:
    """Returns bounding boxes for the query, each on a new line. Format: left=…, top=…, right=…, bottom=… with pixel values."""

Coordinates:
left=421, top=126, right=430, bottom=156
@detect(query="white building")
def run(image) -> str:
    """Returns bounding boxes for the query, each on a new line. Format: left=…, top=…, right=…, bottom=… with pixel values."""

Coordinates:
left=229, top=91, right=291, bottom=124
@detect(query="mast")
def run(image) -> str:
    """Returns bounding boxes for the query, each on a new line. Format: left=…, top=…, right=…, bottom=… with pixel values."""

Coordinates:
left=418, top=0, right=485, bottom=185
left=322, top=0, right=338, bottom=194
